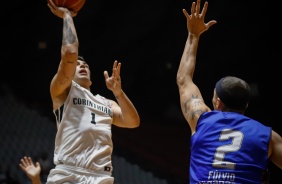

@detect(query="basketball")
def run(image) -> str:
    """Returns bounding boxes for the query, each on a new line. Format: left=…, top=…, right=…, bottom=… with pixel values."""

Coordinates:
left=53, top=0, right=86, bottom=12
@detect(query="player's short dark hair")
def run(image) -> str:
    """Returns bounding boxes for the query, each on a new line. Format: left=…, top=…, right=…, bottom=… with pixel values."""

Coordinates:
left=78, top=56, right=85, bottom=62
left=215, top=76, right=251, bottom=110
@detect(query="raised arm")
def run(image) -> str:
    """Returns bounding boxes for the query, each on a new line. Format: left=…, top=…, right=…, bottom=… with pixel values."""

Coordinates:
left=47, top=0, right=79, bottom=110
left=176, top=0, right=216, bottom=134
left=104, top=60, right=140, bottom=128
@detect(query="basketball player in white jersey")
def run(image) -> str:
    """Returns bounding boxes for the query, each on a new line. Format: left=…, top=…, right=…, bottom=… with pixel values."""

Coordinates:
left=46, top=0, right=140, bottom=183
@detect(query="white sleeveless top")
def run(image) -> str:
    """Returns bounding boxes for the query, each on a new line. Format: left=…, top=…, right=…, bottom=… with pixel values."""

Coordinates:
left=53, top=80, right=113, bottom=173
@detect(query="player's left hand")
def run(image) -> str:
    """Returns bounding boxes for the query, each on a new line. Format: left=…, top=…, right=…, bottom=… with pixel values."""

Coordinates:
left=104, top=60, right=122, bottom=95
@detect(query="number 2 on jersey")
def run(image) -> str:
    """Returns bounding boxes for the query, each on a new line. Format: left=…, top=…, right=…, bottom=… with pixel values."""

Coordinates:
left=212, top=129, right=243, bottom=170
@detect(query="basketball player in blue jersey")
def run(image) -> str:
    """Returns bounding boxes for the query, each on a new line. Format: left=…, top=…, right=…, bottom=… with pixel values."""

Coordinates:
left=46, top=0, right=140, bottom=183
left=177, top=0, right=282, bottom=183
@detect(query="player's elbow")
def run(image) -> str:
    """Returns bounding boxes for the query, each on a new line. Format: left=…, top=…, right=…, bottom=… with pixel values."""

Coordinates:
left=177, top=75, right=193, bottom=88
left=176, top=75, right=185, bottom=87
left=133, top=118, right=140, bottom=128
left=62, top=43, right=78, bottom=56
left=128, top=115, right=140, bottom=128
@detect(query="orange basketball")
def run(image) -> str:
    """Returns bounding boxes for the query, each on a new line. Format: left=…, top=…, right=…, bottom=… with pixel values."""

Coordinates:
left=53, top=0, right=86, bottom=12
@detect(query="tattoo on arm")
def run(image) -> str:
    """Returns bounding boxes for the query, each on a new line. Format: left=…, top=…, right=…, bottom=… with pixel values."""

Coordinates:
left=184, top=94, right=203, bottom=120
left=184, top=99, right=191, bottom=114
left=58, top=16, right=76, bottom=85
left=191, top=109, right=203, bottom=120
left=62, top=17, right=76, bottom=45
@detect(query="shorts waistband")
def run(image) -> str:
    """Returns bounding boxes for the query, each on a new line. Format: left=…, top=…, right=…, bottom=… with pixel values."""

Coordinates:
left=56, top=164, right=112, bottom=176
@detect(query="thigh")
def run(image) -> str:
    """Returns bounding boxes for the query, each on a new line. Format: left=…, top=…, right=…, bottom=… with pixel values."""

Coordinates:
left=46, top=167, right=114, bottom=184
left=78, top=175, right=114, bottom=184
left=46, top=168, right=76, bottom=184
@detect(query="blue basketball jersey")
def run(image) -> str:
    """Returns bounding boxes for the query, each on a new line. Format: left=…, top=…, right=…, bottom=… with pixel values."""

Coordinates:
left=189, top=110, right=271, bottom=184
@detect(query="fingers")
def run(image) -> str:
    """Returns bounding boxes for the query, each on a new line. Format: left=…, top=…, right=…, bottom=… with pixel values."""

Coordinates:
left=35, top=162, right=41, bottom=169
left=104, top=60, right=122, bottom=84
left=47, top=0, right=56, bottom=10
left=195, top=0, right=200, bottom=17
left=47, top=0, right=58, bottom=15
left=112, top=60, right=118, bottom=70
left=19, top=156, right=29, bottom=171
left=104, top=71, right=109, bottom=79
left=116, top=62, right=121, bottom=76
left=111, top=60, right=117, bottom=78
left=21, top=156, right=28, bottom=166
left=27, top=157, right=34, bottom=166
left=182, top=9, right=189, bottom=18
left=112, top=60, right=121, bottom=77
left=185, top=0, right=215, bottom=24
left=191, top=2, right=196, bottom=18
left=206, top=20, right=217, bottom=29
left=20, top=156, right=34, bottom=167
left=71, top=11, right=78, bottom=17
left=201, top=1, right=208, bottom=17
left=48, top=0, right=76, bottom=17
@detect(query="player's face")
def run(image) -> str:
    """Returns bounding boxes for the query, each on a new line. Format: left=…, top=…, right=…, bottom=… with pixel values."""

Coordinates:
left=73, top=60, right=92, bottom=86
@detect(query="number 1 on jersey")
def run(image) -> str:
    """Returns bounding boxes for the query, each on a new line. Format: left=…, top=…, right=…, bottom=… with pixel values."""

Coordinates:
left=91, top=113, right=96, bottom=124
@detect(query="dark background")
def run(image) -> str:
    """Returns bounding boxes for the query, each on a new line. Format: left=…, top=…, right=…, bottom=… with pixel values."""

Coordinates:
left=1, top=0, right=282, bottom=183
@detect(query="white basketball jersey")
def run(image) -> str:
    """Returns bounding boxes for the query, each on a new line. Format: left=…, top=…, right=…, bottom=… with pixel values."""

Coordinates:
left=53, top=80, right=113, bottom=173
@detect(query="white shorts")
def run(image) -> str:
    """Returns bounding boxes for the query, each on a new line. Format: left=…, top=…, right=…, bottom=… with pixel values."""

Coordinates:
left=46, top=164, right=114, bottom=184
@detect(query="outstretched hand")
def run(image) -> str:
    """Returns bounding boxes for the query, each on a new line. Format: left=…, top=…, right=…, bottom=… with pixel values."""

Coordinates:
left=104, top=60, right=122, bottom=95
left=47, top=0, right=77, bottom=18
left=183, top=0, right=216, bottom=36
left=19, top=156, right=41, bottom=182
